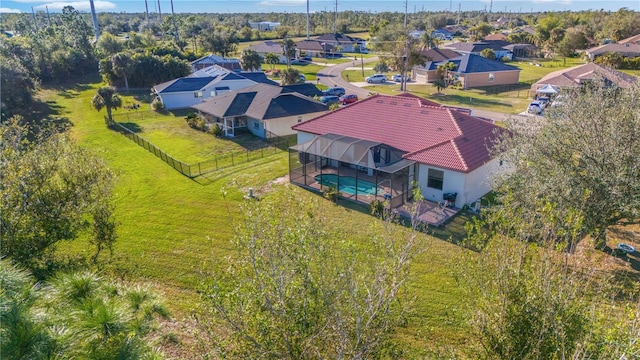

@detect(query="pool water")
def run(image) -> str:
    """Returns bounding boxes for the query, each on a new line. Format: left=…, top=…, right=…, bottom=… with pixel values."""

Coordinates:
left=314, top=174, right=385, bottom=196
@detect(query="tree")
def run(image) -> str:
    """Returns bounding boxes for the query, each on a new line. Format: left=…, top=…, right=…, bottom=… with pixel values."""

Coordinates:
left=470, top=23, right=493, bottom=41
left=241, top=49, right=262, bottom=71
left=492, top=85, right=640, bottom=250
left=281, top=38, right=296, bottom=68
left=460, top=203, right=640, bottom=359
left=480, top=48, right=497, bottom=60
left=264, top=52, right=280, bottom=70
left=202, top=29, right=238, bottom=57
left=432, top=79, right=446, bottom=93
left=0, top=56, right=35, bottom=121
left=0, top=120, right=116, bottom=275
left=111, top=52, right=134, bottom=91
left=96, top=32, right=124, bottom=57
left=280, top=68, right=303, bottom=85
left=0, top=261, right=168, bottom=358
left=92, top=86, right=122, bottom=123
left=196, top=192, right=420, bottom=359
left=436, top=61, right=456, bottom=86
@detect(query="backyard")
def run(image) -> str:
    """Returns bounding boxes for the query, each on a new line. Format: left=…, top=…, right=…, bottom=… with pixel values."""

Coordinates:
left=40, top=80, right=477, bottom=357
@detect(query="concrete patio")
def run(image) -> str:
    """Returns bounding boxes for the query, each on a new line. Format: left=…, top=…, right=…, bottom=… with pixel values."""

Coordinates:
left=395, top=200, right=462, bottom=227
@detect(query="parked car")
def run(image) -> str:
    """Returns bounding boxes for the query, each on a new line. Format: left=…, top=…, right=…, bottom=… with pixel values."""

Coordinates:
left=322, top=87, right=346, bottom=97
left=365, top=74, right=387, bottom=83
left=339, top=94, right=358, bottom=105
left=325, top=53, right=343, bottom=59
left=391, top=74, right=410, bottom=82
left=527, top=101, right=543, bottom=114
left=319, top=95, right=340, bottom=105
left=616, top=243, right=636, bottom=254
left=299, top=74, right=306, bottom=82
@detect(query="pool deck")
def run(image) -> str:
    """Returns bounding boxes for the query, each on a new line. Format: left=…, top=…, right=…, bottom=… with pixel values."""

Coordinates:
left=394, top=200, right=461, bottom=227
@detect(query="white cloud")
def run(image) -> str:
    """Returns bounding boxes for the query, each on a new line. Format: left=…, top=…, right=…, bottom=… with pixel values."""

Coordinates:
left=32, top=1, right=117, bottom=11
left=0, top=8, right=23, bottom=13
left=258, top=0, right=306, bottom=6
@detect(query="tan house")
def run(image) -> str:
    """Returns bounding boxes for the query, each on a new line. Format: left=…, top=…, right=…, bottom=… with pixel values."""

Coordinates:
left=414, top=53, right=520, bottom=89
left=531, top=62, right=638, bottom=94
left=191, top=83, right=329, bottom=138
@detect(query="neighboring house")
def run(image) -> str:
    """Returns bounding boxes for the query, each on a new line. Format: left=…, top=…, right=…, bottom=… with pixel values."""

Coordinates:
left=153, top=65, right=277, bottom=110
left=289, top=94, right=505, bottom=210
left=432, top=28, right=454, bottom=41
left=409, top=30, right=425, bottom=39
left=443, top=40, right=514, bottom=60
left=191, top=54, right=242, bottom=72
left=295, top=39, right=333, bottom=57
left=585, top=42, right=640, bottom=61
left=248, top=21, right=280, bottom=31
left=415, top=53, right=521, bottom=88
left=191, top=83, right=329, bottom=138
left=531, top=62, right=638, bottom=93
left=315, top=33, right=366, bottom=53
left=502, top=43, right=538, bottom=59
left=484, top=33, right=508, bottom=41
left=245, top=41, right=287, bottom=63
left=619, top=34, right=640, bottom=45
left=413, top=48, right=460, bottom=83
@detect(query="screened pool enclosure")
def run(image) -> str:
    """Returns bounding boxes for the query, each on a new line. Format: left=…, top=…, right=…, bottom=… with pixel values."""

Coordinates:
left=289, top=134, right=416, bottom=208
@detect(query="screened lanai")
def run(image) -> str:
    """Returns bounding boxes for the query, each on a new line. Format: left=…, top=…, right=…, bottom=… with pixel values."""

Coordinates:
left=289, top=133, right=416, bottom=208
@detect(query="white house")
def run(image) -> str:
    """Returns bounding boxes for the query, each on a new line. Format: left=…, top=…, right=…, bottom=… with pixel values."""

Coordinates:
left=245, top=41, right=288, bottom=63
left=152, top=65, right=277, bottom=110
left=249, top=21, right=281, bottom=31
left=289, top=94, right=505, bottom=211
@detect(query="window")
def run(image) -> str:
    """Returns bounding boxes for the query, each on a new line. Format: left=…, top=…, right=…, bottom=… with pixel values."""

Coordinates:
left=297, top=116, right=302, bottom=123
left=488, top=73, right=495, bottom=82
left=194, top=91, right=203, bottom=98
left=254, top=122, right=259, bottom=129
left=427, top=168, right=444, bottom=190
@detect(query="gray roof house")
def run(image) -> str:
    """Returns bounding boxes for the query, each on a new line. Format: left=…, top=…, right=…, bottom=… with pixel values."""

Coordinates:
left=315, top=33, right=366, bottom=53
left=585, top=42, right=640, bottom=61
left=245, top=41, right=288, bottom=63
left=191, top=54, right=242, bottom=72
left=443, top=40, right=514, bottom=60
left=532, top=62, right=638, bottom=92
left=191, top=83, right=329, bottom=138
left=153, top=65, right=277, bottom=110
left=415, top=53, right=520, bottom=88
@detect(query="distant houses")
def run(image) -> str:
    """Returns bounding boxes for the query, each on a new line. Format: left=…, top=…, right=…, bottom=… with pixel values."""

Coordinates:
left=245, top=33, right=368, bottom=61
left=585, top=34, right=640, bottom=61
left=442, top=40, right=514, bottom=60
left=249, top=21, right=281, bottom=31
left=191, top=54, right=242, bottom=72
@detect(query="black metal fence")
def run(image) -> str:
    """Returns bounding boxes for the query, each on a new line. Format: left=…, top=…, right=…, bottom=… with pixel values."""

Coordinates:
left=105, top=116, right=294, bottom=179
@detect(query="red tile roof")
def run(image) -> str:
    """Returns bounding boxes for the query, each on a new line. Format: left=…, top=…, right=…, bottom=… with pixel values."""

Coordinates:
left=292, top=94, right=503, bottom=173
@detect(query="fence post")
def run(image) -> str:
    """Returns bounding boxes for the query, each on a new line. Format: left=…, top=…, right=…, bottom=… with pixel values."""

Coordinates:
left=198, top=162, right=201, bottom=176
left=215, top=156, right=218, bottom=170
left=261, top=148, right=264, bottom=158
left=231, top=152, right=234, bottom=165
left=246, top=150, right=249, bottom=162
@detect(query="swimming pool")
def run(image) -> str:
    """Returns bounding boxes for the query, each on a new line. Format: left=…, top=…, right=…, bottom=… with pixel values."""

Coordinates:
left=314, top=174, right=385, bottom=196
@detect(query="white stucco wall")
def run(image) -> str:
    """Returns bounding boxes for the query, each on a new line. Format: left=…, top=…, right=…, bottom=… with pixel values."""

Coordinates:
left=296, top=131, right=316, bottom=145
left=417, top=160, right=498, bottom=208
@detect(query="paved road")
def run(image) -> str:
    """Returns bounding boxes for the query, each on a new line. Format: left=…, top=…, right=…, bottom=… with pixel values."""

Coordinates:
left=314, top=56, right=524, bottom=123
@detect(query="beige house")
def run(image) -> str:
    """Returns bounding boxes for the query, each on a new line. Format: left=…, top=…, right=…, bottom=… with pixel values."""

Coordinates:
left=191, top=83, right=329, bottom=138
left=414, top=53, right=520, bottom=89
left=531, top=62, right=638, bottom=95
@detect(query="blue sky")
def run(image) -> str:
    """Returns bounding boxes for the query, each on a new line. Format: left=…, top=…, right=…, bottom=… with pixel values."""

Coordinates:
left=1, top=0, right=637, bottom=15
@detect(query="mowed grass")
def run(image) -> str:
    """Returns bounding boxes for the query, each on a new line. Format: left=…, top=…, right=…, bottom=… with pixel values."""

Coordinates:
left=42, top=79, right=476, bottom=355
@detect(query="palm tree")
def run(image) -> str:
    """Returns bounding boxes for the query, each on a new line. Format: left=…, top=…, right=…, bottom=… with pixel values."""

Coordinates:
left=281, top=38, right=297, bottom=68
left=92, top=86, right=122, bottom=123
left=264, top=52, right=280, bottom=70
left=111, top=52, right=133, bottom=91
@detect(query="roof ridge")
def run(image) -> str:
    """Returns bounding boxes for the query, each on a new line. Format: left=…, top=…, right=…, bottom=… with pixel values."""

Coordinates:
left=449, top=138, right=469, bottom=172
left=447, top=108, right=463, bottom=136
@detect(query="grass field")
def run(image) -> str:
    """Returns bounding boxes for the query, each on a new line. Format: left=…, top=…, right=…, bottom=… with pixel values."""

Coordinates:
left=40, top=79, right=477, bottom=357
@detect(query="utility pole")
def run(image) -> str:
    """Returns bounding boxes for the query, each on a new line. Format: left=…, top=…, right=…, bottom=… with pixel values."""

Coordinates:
left=306, top=0, right=310, bottom=39
left=489, top=0, right=493, bottom=13
left=457, top=3, right=461, bottom=25
left=334, top=0, right=337, bottom=34
left=31, top=7, right=38, bottom=31
left=89, top=0, right=100, bottom=40
left=46, top=5, right=51, bottom=27
left=170, top=0, right=179, bottom=41
left=157, top=0, right=164, bottom=41
left=145, top=0, right=150, bottom=27
left=404, top=0, right=407, bottom=28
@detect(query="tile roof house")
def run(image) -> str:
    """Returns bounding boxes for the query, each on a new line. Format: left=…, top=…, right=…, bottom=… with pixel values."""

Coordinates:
left=418, top=48, right=460, bottom=62
left=153, top=65, right=277, bottom=110
left=289, top=94, right=505, bottom=210
left=191, top=83, right=328, bottom=138
left=532, top=62, right=638, bottom=93
left=415, top=53, right=520, bottom=88
left=619, top=34, right=640, bottom=45
left=585, top=42, right=640, bottom=61
left=295, top=39, right=334, bottom=57
left=191, top=54, right=242, bottom=72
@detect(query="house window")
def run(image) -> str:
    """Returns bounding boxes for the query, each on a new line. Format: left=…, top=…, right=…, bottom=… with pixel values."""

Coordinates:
left=194, top=91, right=203, bottom=98
left=488, top=73, right=495, bottom=82
left=427, top=168, right=444, bottom=190
left=297, top=116, right=302, bottom=123
left=254, top=122, right=259, bottom=129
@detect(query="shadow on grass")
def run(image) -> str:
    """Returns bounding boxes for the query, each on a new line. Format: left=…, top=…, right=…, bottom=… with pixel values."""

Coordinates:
left=427, top=93, right=513, bottom=109
left=118, top=122, right=143, bottom=133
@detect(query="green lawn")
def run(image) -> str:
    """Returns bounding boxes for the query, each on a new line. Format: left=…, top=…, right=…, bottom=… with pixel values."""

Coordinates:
left=40, top=79, right=475, bottom=356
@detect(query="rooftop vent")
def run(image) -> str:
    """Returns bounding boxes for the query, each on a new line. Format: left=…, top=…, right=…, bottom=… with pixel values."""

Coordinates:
left=403, top=103, right=412, bottom=107
left=376, top=100, right=384, bottom=103
left=390, top=101, right=397, bottom=105
left=420, top=110, right=430, bottom=114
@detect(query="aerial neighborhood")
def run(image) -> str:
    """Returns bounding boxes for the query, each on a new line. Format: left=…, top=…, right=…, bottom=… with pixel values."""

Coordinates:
left=1, top=3, right=639, bottom=359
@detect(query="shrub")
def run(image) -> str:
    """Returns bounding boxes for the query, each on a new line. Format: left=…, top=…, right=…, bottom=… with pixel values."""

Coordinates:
left=501, top=56, right=511, bottom=63
left=322, top=185, right=340, bottom=203
left=370, top=199, right=385, bottom=217
left=208, top=123, right=223, bottom=137
left=151, top=97, right=164, bottom=110
left=374, top=61, right=390, bottom=73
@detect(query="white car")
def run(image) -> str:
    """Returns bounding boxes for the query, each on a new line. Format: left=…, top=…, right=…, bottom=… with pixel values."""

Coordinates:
left=616, top=243, right=636, bottom=254
left=527, top=101, right=543, bottom=114
left=391, top=74, right=410, bottom=82
left=365, top=74, right=387, bottom=83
